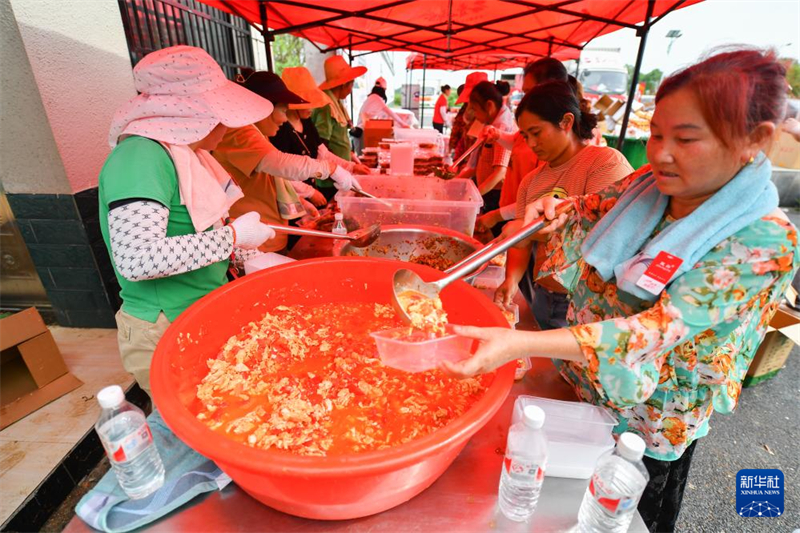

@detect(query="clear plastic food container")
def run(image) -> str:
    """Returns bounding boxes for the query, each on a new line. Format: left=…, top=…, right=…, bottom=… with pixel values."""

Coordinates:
left=336, top=176, right=483, bottom=236
left=514, top=357, right=531, bottom=380
left=511, top=396, right=618, bottom=479
left=501, top=302, right=519, bottom=329
left=470, top=265, right=505, bottom=289
left=371, top=325, right=473, bottom=373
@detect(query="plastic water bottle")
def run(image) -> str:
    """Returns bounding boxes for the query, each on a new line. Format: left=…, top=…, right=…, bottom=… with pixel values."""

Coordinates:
left=331, top=213, right=347, bottom=235
left=498, top=405, right=548, bottom=522
left=577, top=433, right=650, bottom=533
left=95, top=385, right=165, bottom=499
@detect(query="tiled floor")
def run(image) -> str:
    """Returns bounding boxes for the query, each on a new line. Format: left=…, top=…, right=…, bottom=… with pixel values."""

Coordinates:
left=0, top=327, right=130, bottom=525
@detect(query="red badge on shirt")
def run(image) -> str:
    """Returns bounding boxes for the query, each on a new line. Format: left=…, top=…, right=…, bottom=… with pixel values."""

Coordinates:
left=636, top=251, right=683, bottom=295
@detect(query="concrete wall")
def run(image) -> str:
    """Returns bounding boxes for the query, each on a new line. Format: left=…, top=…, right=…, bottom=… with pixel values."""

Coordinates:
left=0, top=0, right=70, bottom=195
left=7, top=0, right=136, bottom=194
left=1, top=0, right=134, bottom=327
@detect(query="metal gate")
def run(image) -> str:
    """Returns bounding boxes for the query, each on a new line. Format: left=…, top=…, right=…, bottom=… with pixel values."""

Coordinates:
left=117, top=0, right=256, bottom=79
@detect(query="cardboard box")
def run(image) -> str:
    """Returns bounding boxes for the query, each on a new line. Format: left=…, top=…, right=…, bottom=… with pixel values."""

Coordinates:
left=364, top=119, right=394, bottom=149
left=593, top=95, right=625, bottom=121
left=0, top=308, right=82, bottom=429
left=744, top=303, right=800, bottom=387
left=767, top=129, right=800, bottom=170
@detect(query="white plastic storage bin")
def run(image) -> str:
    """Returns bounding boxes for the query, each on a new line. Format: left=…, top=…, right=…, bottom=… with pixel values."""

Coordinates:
left=244, top=253, right=295, bottom=275
left=512, top=396, right=618, bottom=479
left=336, top=176, right=483, bottom=236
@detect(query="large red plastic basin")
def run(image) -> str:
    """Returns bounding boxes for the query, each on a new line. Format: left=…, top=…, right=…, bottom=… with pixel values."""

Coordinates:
left=151, top=258, right=514, bottom=520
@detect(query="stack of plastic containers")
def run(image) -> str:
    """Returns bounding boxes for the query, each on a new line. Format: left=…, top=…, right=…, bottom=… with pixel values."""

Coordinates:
left=511, top=396, right=618, bottom=479
left=336, top=176, right=483, bottom=236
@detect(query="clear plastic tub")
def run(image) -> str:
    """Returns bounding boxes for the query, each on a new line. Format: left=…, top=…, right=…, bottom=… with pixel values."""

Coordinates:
left=514, top=357, right=531, bottom=380
left=336, top=176, right=483, bottom=236
left=500, top=302, right=519, bottom=329
left=371, top=325, right=473, bottom=373
left=511, top=396, right=618, bottom=479
left=471, top=265, right=505, bottom=289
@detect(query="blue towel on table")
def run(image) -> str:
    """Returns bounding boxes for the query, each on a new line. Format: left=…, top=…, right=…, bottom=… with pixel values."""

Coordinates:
left=581, top=152, right=778, bottom=302
left=75, top=410, right=231, bottom=533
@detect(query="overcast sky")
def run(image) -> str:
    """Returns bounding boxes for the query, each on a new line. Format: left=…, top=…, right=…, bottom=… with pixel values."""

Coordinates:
left=590, top=0, right=800, bottom=75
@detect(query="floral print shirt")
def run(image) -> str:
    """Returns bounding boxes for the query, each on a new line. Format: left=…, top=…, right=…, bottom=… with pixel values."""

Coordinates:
left=539, top=166, right=799, bottom=461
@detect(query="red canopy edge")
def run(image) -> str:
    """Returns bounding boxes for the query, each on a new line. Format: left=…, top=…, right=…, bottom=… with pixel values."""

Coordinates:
left=205, top=0, right=702, bottom=67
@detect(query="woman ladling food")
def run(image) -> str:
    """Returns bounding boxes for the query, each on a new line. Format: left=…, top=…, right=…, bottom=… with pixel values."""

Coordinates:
left=443, top=49, right=799, bottom=532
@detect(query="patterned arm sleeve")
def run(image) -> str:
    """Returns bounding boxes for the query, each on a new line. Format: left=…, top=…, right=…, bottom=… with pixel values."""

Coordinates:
left=108, top=201, right=233, bottom=282
left=230, top=247, right=265, bottom=272
left=569, top=226, right=797, bottom=408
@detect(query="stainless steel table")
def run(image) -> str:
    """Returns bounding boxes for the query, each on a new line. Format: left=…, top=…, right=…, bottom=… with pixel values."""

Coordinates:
left=66, top=243, right=647, bottom=532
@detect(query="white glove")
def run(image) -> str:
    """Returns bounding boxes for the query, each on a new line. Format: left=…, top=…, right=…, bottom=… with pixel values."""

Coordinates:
left=229, top=211, right=275, bottom=250
left=330, top=166, right=362, bottom=191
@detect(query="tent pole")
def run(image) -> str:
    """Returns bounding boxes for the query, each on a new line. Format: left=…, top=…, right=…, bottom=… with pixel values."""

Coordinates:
left=406, top=64, right=411, bottom=109
left=421, top=54, right=427, bottom=128
left=258, top=1, right=273, bottom=72
left=547, top=37, right=553, bottom=57
left=617, top=0, right=655, bottom=152
left=574, top=56, right=581, bottom=76
left=348, top=35, right=355, bottom=121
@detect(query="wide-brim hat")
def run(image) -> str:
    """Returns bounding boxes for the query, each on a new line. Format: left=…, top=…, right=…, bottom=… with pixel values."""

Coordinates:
left=108, top=45, right=273, bottom=146
left=281, top=66, right=329, bottom=110
left=456, top=72, right=490, bottom=104
left=319, top=55, right=367, bottom=91
left=242, top=71, right=307, bottom=107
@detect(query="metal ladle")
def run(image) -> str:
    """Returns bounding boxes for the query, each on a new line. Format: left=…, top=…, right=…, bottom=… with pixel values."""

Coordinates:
left=391, top=201, right=573, bottom=323
left=268, top=223, right=381, bottom=248
left=352, top=187, right=394, bottom=209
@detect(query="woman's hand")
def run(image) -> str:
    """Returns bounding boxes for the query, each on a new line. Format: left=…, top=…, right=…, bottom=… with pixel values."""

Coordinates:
left=480, top=125, right=500, bottom=143
left=475, top=210, right=502, bottom=233
left=330, top=166, right=362, bottom=191
left=523, top=197, right=571, bottom=235
left=352, top=163, right=371, bottom=175
left=498, top=218, right=534, bottom=248
left=300, top=198, right=320, bottom=219
left=494, top=277, right=518, bottom=307
left=229, top=212, right=275, bottom=249
left=782, top=117, right=800, bottom=143
left=307, top=189, right=327, bottom=208
left=440, top=325, right=525, bottom=378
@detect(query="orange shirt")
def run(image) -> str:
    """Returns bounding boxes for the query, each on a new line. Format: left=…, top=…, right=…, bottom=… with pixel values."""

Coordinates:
left=500, top=133, right=539, bottom=207
left=213, top=125, right=287, bottom=253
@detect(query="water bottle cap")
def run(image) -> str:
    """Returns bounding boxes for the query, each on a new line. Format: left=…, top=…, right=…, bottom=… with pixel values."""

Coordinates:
left=522, top=405, right=545, bottom=430
left=335, top=212, right=344, bottom=220
left=97, top=385, right=125, bottom=409
left=617, top=432, right=646, bottom=461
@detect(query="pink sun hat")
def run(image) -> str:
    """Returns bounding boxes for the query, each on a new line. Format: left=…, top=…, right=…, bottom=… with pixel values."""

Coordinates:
left=108, top=46, right=274, bottom=147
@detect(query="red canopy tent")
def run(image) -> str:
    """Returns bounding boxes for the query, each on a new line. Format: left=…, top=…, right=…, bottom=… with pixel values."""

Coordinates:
left=206, top=1, right=700, bottom=66
left=200, top=0, right=704, bottom=145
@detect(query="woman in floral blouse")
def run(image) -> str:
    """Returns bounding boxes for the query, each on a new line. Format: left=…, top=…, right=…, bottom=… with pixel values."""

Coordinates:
left=445, top=49, right=798, bottom=532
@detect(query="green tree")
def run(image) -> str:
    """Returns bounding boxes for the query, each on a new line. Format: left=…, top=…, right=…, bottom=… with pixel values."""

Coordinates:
left=447, top=90, right=459, bottom=108
left=785, top=59, right=800, bottom=98
left=272, top=34, right=304, bottom=75
left=625, top=65, right=663, bottom=95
